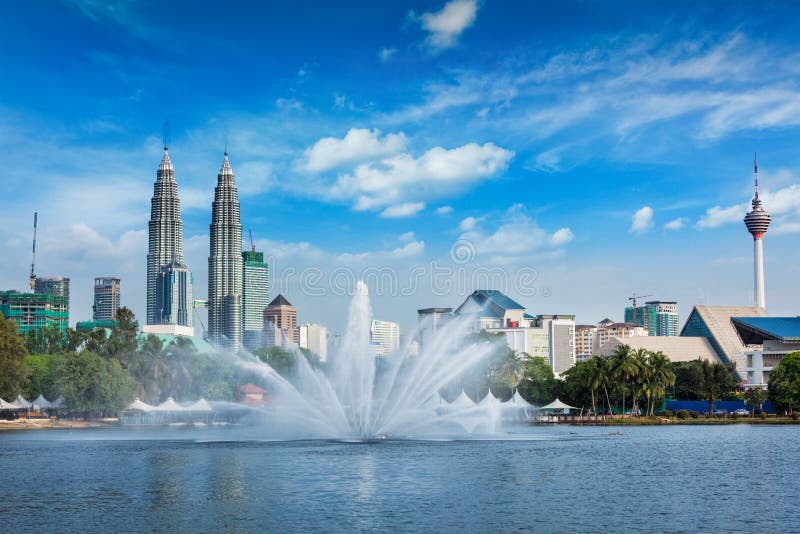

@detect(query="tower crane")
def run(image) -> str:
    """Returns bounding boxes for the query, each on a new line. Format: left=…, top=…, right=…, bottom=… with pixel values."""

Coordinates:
left=249, top=228, right=256, bottom=253
left=628, top=292, right=652, bottom=324
left=29, top=212, right=38, bottom=290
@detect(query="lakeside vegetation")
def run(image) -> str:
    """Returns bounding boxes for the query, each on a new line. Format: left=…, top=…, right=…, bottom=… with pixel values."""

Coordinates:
left=4, top=312, right=800, bottom=420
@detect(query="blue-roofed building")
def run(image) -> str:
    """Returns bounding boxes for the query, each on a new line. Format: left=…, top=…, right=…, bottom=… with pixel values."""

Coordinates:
left=731, top=317, right=800, bottom=388
left=453, top=290, right=576, bottom=375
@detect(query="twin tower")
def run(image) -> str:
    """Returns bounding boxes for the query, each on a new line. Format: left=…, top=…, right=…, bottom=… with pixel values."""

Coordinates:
left=146, top=146, right=244, bottom=351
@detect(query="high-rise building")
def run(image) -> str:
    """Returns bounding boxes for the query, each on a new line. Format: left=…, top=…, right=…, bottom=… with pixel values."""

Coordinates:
left=744, top=156, right=770, bottom=309
left=147, top=147, right=190, bottom=326
left=242, top=250, right=270, bottom=352
left=155, top=261, right=193, bottom=328
left=0, top=290, right=68, bottom=335
left=263, top=294, right=299, bottom=347
left=416, top=307, right=452, bottom=351
left=300, top=323, right=329, bottom=362
left=93, top=277, right=120, bottom=321
left=370, top=319, right=400, bottom=356
left=34, top=276, right=70, bottom=323
left=208, top=151, right=243, bottom=351
left=624, top=301, right=679, bottom=336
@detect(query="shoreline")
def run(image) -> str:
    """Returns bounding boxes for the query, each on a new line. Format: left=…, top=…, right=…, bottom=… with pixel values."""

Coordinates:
left=0, top=420, right=112, bottom=431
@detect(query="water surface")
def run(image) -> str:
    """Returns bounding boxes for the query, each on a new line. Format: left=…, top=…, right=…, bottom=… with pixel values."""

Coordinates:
left=1, top=425, right=798, bottom=533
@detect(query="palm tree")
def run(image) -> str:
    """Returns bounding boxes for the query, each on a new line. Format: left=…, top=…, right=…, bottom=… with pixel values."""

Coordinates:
left=646, top=351, right=675, bottom=416
left=699, top=359, right=734, bottom=416
left=611, top=345, right=638, bottom=417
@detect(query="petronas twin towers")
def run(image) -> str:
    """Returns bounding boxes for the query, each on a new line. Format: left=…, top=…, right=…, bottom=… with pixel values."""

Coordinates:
left=146, top=146, right=244, bottom=351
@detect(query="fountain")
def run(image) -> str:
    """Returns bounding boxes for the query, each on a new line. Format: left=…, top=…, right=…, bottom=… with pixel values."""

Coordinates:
left=223, top=281, right=531, bottom=439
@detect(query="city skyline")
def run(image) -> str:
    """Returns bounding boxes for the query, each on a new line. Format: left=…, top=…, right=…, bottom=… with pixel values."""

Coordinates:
left=2, top=1, right=800, bottom=332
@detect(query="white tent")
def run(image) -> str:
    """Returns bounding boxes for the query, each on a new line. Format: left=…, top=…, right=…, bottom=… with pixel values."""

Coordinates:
left=479, top=390, right=501, bottom=406
left=33, top=395, right=52, bottom=409
left=13, top=395, right=31, bottom=408
left=421, top=393, right=446, bottom=411
left=183, top=399, right=213, bottom=412
left=448, top=390, right=477, bottom=410
left=540, top=398, right=578, bottom=412
left=0, top=397, right=18, bottom=409
left=51, top=396, right=65, bottom=408
left=153, top=397, right=183, bottom=411
left=127, top=398, right=156, bottom=412
left=505, top=390, right=534, bottom=409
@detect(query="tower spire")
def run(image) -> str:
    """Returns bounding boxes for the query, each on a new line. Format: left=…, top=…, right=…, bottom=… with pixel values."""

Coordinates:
left=754, top=152, right=759, bottom=198
left=744, top=154, right=770, bottom=309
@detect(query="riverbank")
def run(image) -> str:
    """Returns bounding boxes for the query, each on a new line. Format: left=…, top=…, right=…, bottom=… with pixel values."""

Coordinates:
left=0, top=420, right=112, bottom=431
left=599, top=416, right=800, bottom=426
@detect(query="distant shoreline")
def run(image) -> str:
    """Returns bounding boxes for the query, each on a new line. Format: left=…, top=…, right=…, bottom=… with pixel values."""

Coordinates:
left=0, top=420, right=112, bottom=431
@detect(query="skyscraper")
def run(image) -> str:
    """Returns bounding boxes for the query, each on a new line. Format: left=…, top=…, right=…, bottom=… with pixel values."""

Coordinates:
left=263, top=294, right=299, bottom=347
left=624, top=301, right=679, bottom=336
left=370, top=319, right=400, bottom=356
left=744, top=156, right=770, bottom=309
left=93, top=277, right=120, bottom=321
left=242, top=250, right=270, bottom=352
left=208, top=151, right=243, bottom=351
left=155, top=261, right=193, bottom=327
left=147, top=146, right=192, bottom=326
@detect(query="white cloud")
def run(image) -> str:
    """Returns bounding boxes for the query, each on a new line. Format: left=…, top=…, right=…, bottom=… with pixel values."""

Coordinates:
left=457, top=208, right=572, bottom=263
left=435, top=206, right=454, bottom=215
left=379, top=202, right=426, bottom=218
left=398, top=231, right=416, bottom=243
left=459, top=216, right=480, bottom=231
left=379, top=47, right=398, bottom=62
left=416, top=0, right=478, bottom=50
left=391, top=240, right=425, bottom=258
left=630, top=206, right=654, bottom=234
left=330, top=142, right=513, bottom=212
left=664, top=217, right=689, bottom=230
left=302, top=128, right=407, bottom=172
left=551, top=227, right=575, bottom=245
left=697, top=181, right=800, bottom=232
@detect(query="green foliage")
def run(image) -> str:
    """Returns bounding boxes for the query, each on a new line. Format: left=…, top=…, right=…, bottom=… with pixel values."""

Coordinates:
left=663, top=409, right=673, bottom=417
left=671, top=361, right=705, bottom=400
left=0, top=315, right=29, bottom=399
left=22, top=353, right=60, bottom=399
left=517, top=356, right=557, bottom=404
left=676, top=409, right=690, bottom=420
left=25, top=323, right=66, bottom=354
left=445, top=331, right=521, bottom=401
left=759, top=411, right=767, bottom=420
left=768, top=351, right=800, bottom=413
left=56, top=350, right=133, bottom=415
left=744, top=387, right=766, bottom=411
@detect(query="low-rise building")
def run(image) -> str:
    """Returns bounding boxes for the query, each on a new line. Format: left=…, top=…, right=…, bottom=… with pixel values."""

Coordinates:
left=732, top=317, right=800, bottom=388
left=300, top=323, right=329, bottom=362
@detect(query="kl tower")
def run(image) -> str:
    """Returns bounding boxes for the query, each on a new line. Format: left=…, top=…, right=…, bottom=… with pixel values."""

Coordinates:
left=743, top=155, right=771, bottom=309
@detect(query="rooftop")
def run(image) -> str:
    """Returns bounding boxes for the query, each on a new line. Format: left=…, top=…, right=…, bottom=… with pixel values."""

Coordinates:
left=599, top=336, right=721, bottom=363
left=732, top=317, right=800, bottom=344
left=268, top=294, right=293, bottom=307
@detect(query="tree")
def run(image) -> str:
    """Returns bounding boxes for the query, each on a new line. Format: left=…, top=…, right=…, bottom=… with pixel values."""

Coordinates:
left=671, top=361, right=704, bottom=400
left=768, top=351, right=800, bottom=413
left=643, top=351, right=675, bottom=416
left=23, top=353, right=60, bottom=400
left=699, top=359, right=736, bottom=416
left=56, top=350, right=133, bottom=416
left=611, top=345, right=639, bottom=417
left=743, top=387, right=766, bottom=414
left=25, top=323, right=66, bottom=355
left=0, top=315, right=29, bottom=399
left=517, top=356, right=557, bottom=404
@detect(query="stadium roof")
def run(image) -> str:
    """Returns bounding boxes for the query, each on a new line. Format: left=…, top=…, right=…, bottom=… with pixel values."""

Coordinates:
left=599, top=336, right=721, bottom=363
left=731, top=317, right=800, bottom=345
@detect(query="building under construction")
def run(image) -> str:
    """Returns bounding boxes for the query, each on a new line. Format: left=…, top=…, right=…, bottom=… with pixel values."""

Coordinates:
left=0, top=290, right=68, bottom=336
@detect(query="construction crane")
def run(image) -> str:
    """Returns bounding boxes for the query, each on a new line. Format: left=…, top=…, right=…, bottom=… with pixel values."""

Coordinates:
left=29, top=212, right=38, bottom=290
left=249, top=228, right=255, bottom=253
left=628, top=292, right=652, bottom=324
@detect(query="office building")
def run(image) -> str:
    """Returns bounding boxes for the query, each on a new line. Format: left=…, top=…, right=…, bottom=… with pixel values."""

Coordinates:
left=154, top=260, right=193, bottom=331
left=452, top=289, right=576, bottom=375
left=300, top=323, right=329, bottom=362
left=242, top=250, right=270, bottom=352
left=370, top=319, right=400, bottom=356
left=733, top=317, right=800, bottom=388
left=416, top=307, right=452, bottom=351
left=208, top=151, right=243, bottom=351
left=147, top=146, right=191, bottom=326
left=263, top=294, right=299, bottom=347
left=93, top=277, right=120, bottom=321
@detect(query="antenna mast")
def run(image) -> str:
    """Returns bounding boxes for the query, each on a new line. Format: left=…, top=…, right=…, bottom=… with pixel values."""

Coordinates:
left=29, top=212, right=38, bottom=290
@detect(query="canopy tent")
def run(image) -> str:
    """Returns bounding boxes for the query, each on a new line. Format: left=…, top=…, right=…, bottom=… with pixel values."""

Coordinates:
left=421, top=393, right=446, bottom=410
left=479, top=390, right=501, bottom=406
left=153, top=397, right=182, bottom=411
left=540, top=398, right=578, bottom=412
left=127, top=398, right=156, bottom=412
left=507, top=390, right=535, bottom=409
left=448, top=390, right=477, bottom=410
left=183, top=399, right=213, bottom=412
left=33, top=395, right=53, bottom=409
left=13, top=395, right=31, bottom=408
left=0, top=397, right=18, bottom=410
left=51, top=396, right=65, bottom=408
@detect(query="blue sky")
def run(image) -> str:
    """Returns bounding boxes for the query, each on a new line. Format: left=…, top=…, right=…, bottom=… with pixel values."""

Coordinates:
left=2, top=0, right=800, bottom=333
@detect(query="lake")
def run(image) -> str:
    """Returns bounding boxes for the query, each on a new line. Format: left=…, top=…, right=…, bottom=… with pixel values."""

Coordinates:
left=1, top=425, right=798, bottom=533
